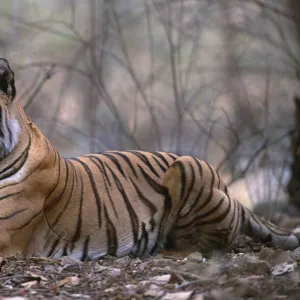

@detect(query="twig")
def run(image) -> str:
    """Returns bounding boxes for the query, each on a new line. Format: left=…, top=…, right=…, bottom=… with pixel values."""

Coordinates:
left=0, top=274, right=25, bottom=280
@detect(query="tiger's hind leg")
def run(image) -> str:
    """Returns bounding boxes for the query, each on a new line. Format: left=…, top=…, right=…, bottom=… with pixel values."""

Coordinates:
left=158, top=156, right=242, bottom=257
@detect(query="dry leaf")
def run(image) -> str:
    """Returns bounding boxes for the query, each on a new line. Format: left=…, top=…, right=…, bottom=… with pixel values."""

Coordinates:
left=21, top=280, right=38, bottom=289
left=271, top=262, right=297, bottom=276
left=25, top=271, right=48, bottom=282
left=56, top=276, right=80, bottom=287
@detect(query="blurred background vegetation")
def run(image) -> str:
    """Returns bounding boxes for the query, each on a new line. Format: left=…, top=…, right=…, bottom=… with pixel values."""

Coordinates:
left=2, top=0, right=300, bottom=214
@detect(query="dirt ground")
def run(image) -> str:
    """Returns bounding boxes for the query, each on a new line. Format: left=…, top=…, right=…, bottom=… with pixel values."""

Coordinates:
left=1, top=232, right=300, bottom=300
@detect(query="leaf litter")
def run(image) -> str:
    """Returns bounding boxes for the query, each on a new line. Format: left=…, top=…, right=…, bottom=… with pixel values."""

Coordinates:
left=0, top=234, right=300, bottom=299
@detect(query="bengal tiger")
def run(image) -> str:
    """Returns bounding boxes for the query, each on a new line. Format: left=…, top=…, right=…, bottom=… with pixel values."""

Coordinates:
left=0, top=58, right=298, bottom=261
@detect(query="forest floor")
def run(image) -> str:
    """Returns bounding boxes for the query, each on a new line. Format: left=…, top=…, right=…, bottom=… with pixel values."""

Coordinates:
left=1, top=216, right=300, bottom=299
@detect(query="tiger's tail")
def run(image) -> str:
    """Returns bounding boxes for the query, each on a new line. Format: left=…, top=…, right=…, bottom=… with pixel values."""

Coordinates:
left=240, top=206, right=300, bottom=250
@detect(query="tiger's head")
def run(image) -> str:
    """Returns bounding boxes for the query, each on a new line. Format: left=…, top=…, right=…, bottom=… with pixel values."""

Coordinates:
left=0, top=58, right=20, bottom=159
left=0, top=59, right=16, bottom=102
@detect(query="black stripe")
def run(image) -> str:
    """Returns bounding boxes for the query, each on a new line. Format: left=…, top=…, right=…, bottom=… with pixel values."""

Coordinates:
left=241, top=205, right=246, bottom=224
left=194, top=158, right=203, bottom=177
left=44, top=151, right=61, bottom=209
left=152, top=156, right=167, bottom=173
left=137, top=165, right=167, bottom=194
left=183, top=162, right=195, bottom=203
left=149, top=191, right=172, bottom=256
left=81, top=236, right=90, bottom=261
left=152, top=152, right=171, bottom=167
left=126, top=151, right=160, bottom=177
left=194, top=162, right=215, bottom=213
left=104, top=205, right=118, bottom=256
left=89, top=157, right=118, bottom=218
left=3, top=144, right=49, bottom=190
left=70, top=158, right=102, bottom=228
left=227, top=195, right=236, bottom=230
left=72, top=171, right=83, bottom=243
left=136, top=222, right=148, bottom=257
left=62, top=243, right=68, bottom=257
left=180, top=185, right=204, bottom=218
left=105, top=163, right=139, bottom=244
left=0, top=208, right=28, bottom=220
left=177, top=161, right=186, bottom=200
left=130, top=178, right=158, bottom=216
left=102, top=153, right=127, bottom=178
left=47, top=238, right=60, bottom=258
left=193, top=199, right=231, bottom=227
left=231, top=198, right=241, bottom=239
left=204, top=161, right=216, bottom=183
left=89, top=156, right=111, bottom=186
left=0, top=136, right=31, bottom=180
left=196, top=197, right=225, bottom=220
left=48, top=159, right=70, bottom=211
left=176, top=196, right=230, bottom=230
left=12, top=207, right=43, bottom=230
left=224, top=185, right=229, bottom=196
left=0, top=191, right=23, bottom=201
left=0, top=107, right=4, bottom=138
left=216, top=169, right=221, bottom=189
left=51, top=161, right=76, bottom=228
left=167, top=153, right=178, bottom=160
left=109, top=152, right=138, bottom=177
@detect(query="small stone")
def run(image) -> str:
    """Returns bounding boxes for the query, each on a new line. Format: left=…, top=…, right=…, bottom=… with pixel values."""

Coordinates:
left=161, top=291, right=193, bottom=300
left=144, top=289, right=164, bottom=298
left=179, top=262, right=202, bottom=273
left=152, top=258, right=177, bottom=268
left=150, top=274, right=171, bottom=285
left=209, top=288, right=234, bottom=300
left=231, top=254, right=271, bottom=275
left=169, top=272, right=185, bottom=284
left=186, top=252, right=203, bottom=263
left=259, top=247, right=276, bottom=261
left=274, top=251, right=296, bottom=264
left=125, top=284, right=138, bottom=290
left=193, top=295, right=204, bottom=300
left=59, top=256, right=83, bottom=267
left=233, top=278, right=259, bottom=297
left=115, top=256, right=131, bottom=266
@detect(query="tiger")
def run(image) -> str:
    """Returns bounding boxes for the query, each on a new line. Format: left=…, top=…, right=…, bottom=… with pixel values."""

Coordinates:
left=0, top=58, right=299, bottom=261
